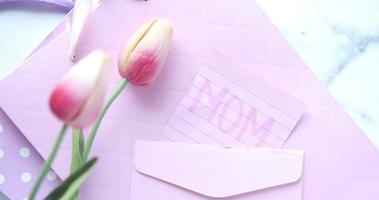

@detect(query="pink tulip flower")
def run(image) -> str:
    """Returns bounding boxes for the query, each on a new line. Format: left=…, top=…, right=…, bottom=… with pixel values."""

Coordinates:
left=118, top=19, right=173, bottom=86
left=49, top=50, right=110, bottom=128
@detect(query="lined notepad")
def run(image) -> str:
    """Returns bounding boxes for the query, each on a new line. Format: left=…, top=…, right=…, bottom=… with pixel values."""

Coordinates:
left=160, top=53, right=306, bottom=148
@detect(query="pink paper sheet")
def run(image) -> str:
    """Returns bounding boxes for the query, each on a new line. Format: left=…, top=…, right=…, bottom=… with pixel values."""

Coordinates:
left=161, top=52, right=306, bottom=148
left=0, top=0, right=378, bottom=199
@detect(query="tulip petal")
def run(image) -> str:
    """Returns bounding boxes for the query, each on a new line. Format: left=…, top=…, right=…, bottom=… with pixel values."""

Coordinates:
left=118, top=19, right=173, bottom=86
left=50, top=50, right=110, bottom=128
left=69, top=83, right=105, bottom=128
left=50, top=81, right=87, bottom=122
left=118, top=18, right=157, bottom=71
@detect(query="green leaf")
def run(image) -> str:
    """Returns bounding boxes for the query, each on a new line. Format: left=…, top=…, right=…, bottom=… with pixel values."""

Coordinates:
left=44, top=158, right=97, bottom=200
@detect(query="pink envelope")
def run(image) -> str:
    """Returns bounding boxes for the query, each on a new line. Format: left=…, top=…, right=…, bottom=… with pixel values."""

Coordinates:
left=131, top=140, right=304, bottom=200
left=0, top=0, right=379, bottom=199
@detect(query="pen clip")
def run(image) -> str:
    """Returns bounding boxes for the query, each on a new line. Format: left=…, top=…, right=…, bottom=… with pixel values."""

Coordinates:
left=68, top=0, right=103, bottom=60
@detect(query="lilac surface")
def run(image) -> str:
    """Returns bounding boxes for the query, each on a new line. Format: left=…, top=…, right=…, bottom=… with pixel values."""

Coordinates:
left=1, top=0, right=379, bottom=199
left=0, top=0, right=70, bottom=198
left=0, top=0, right=74, bottom=10
left=0, top=108, right=61, bottom=199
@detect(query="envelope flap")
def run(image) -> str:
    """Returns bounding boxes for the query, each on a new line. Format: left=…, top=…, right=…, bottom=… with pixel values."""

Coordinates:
left=134, top=141, right=304, bottom=198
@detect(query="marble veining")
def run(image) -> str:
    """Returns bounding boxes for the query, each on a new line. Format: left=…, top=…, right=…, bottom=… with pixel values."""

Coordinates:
left=327, top=25, right=379, bottom=84
left=258, top=0, right=379, bottom=147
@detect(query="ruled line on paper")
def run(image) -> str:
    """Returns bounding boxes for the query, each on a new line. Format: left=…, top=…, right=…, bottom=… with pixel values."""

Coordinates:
left=201, top=65, right=301, bottom=120
left=177, top=102, right=276, bottom=147
left=167, top=124, right=200, bottom=143
left=190, top=78, right=295, bottom=131
left=196, top=73, right=297, bottom=123
left=160, top=63, right=305, bottom=148
left=183, top=91, right=289, bottom=140
left=173, top=107, right=253, bottom=147
left=192, top=74, right=298, bottom=129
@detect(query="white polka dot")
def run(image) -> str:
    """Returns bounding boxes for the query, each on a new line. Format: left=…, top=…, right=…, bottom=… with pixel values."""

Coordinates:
left=0, top=174, right=4, bottom=185
left=19, top=147, right=31, bottom=158
left=21, top=172, right=31, bottom=183
left=47, top=171, right=57, bottom=181
left=0, top=149, right=4, bottom=159
left=0, top=124, right=3, bottom=134
left=22, top=198, right=28, bottom=200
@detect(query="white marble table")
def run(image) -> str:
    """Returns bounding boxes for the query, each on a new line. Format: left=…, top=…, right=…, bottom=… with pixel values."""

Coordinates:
left=258, top=0, right=379, bottom=148
left=0, top=0, right=378, bottom=147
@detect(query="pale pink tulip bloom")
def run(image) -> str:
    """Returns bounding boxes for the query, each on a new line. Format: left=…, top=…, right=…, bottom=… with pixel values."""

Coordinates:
left=49, top=50, right=110, bottom=128
left=118, top=19, right=173, bottom=86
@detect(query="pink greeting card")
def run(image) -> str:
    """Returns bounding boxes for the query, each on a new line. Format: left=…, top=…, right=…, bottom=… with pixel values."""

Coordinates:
left=161, top=52, right=306, bottom=148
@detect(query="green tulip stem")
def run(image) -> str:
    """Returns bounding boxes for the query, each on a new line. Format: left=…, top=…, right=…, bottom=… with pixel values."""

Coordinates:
left=83, top=79, right=129, bottom=161
left=29, top=124, right=68, bottom=200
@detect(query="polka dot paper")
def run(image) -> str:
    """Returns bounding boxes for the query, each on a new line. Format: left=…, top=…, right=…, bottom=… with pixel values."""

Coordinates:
left=0, top=108, right=61, bottom=199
